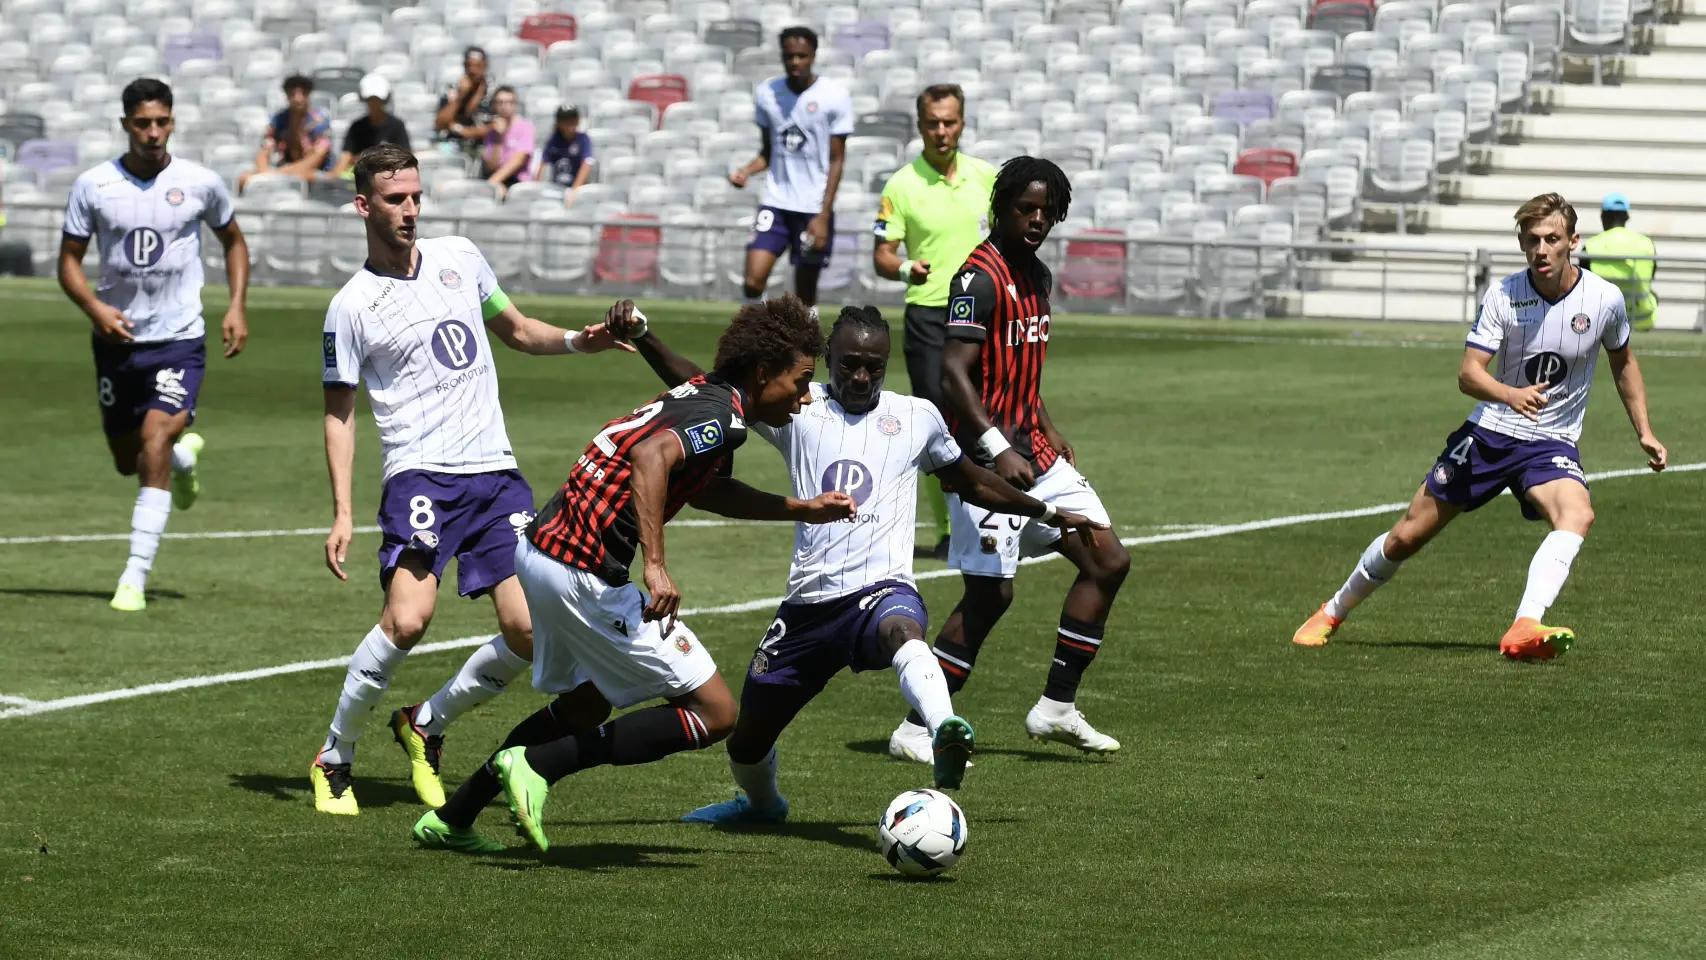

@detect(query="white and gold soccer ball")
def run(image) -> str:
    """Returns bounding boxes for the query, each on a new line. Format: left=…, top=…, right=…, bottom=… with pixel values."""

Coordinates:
left=877, top=789, right=967, bottom=878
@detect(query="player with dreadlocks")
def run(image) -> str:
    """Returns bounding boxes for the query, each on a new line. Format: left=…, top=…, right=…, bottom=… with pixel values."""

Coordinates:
left=888, top=156, right=1134, bottom=764
left=613, top=301, right=1105, bottom=823
left=413, top=295, right=859, bottom=853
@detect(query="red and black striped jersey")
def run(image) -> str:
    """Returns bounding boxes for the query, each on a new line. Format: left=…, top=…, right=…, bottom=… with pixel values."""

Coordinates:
left=942, top=239, right=1058, bottom=472
left=527, top=375, right=749, bottom=584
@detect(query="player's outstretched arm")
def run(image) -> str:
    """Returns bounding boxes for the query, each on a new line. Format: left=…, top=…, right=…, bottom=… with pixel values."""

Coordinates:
left=1607, top=345, right=1667, bottom=471
left=483, top=298, right=635, bottom=357
left=625, top=308, right=705, bottom=388
left=322, top=385, right=358, bottom=581
left=690, top=477, right=856, bottom=523
left=213, top=219, right=250, bottom=358
left=938, top=458, right=1107, bottom=542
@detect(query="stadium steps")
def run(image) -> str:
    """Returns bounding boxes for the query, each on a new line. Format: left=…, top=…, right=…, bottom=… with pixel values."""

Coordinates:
left=1538, top=83, right=1703, bottom=115
left=1451, top=174, right=1706, bottom=209
left=1506, top=112, right=1706, bottom=147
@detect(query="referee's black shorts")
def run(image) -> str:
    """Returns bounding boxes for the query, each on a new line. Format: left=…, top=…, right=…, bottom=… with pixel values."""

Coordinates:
left=902, top=304, right=948, bottom=413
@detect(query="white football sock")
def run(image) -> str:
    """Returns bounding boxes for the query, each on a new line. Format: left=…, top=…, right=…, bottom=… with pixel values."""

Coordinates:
left=1325, top=533, right=1402, bottom=620
left=1515, top=531, right=1584, bottom=622
left=170, top=442, right=196, bottom=474
left=730, top=749, right=783, bottom=810
left=416, top=635, right=530, bottom=736
left=1035, top=695, right=1076, bottom=717
left=892, top=639, right=954, bottom=733
left=324, top=625, right=408, bottom=760
left=118, top=486, right=172, bottom=592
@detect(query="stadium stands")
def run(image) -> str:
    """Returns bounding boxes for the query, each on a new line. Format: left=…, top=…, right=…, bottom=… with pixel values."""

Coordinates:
left=0, top=0, right=1699, bottom=324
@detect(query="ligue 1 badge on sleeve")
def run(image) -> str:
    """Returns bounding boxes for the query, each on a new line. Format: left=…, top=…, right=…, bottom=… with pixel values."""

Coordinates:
left=1570, top=313, right=1590, bottom=334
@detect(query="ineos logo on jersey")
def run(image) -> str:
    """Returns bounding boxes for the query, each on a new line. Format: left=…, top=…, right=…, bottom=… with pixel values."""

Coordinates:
left=1005, top=314, right=1050, bottom=346
left=430, top=319, right=479, bottom=370
left=123, top=227, right=165, bottom=268
left=1524, top=351, right=1568, bottom=386
left=822, top=459, right=874, bottom=506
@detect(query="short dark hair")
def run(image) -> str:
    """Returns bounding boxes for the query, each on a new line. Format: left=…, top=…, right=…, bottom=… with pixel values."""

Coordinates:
left=778, top=26, right=818, bottom=50
left=556, top=106, right=580, bottom=123
left=831, top=305, right=887, bottom=341
left=992, top=155, right=1072, bottom=225
left=283, top=74, right=313, bottom=95
left=353, top=143, right=419, bottom=196
left=121, top=78, right=173, bottom=115
left=1601, top=210, right=1630, bottom=229
left=492, top=85, right=517, bottom=100
left=712, top=295, right=825, bottom=382
left=915, top=84, right=965, bottom=121
left=464, top=46, right=487, bottom=62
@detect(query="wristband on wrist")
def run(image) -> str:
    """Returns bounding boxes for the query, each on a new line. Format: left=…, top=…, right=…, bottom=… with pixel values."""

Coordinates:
left=977, top=427, right=1011, bottom=459
left=899, top=259, right=916, bottom=281
left=563, top=330, right=580, bottom=353
left=1038, top=501, right=1058, bottom=523
left=627, top=307, right=649, bottom=340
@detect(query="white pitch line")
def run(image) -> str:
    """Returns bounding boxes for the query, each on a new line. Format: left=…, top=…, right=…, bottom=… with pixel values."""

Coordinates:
left=0, top=695, right=41, bottom=707
left=2, top=461, right=1699, bottom=722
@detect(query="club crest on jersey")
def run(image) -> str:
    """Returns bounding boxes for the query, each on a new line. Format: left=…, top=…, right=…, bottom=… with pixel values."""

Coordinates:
left=948, top=296, right=976, bottom=326
left=878, top=415, right=902, bottom=436
left=750, top=650, right=769, bottom=675
left=979, top=534, right=998, bottom=554
left=1433, top=462, right=1454, bottom=486
left=683, top=420, right=724, bottom=454
left=806, top=100, right=819, bottom=112
left=438, top=268, right=462, bottom=289
left=165, top=187, right=185, bottom=206
left=675, top=633, right=694, bottom=653
left=430, top=319, right=479, bottom=370
left=1570, top=313, right=1591, bottom=334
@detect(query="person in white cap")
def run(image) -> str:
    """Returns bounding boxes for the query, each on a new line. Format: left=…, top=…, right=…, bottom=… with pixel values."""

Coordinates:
left=329, top=74, right=412, bottom=179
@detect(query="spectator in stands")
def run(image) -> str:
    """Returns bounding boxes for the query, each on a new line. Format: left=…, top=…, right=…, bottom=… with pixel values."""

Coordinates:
left=329, top=74, right=411, bottom=180
left=872, top=83, right=997, bottom=559
left=1581, top=193, right=1659, bottom=331
left=480, top=86, right=534, bottom=198
left=537, top=106, right=595, bottom=206
left=239, top=74, right=333, bottom=193
left=435, top=46, right=493, bottom=164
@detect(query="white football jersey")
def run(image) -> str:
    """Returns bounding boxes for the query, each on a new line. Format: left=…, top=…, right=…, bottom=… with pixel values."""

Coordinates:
left=61, top=157, right=235, bottom=343
left=322, top=236, right=518, bottom=481
left=757, top=383, right=962, bottom=604
left=1466, top=267, right=1630, bottom=443
left=753, top=76, right=854, bottom=214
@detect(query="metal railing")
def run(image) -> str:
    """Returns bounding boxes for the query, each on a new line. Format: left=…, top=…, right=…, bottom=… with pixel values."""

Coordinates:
left=4, top=200, right=1702, bottom=328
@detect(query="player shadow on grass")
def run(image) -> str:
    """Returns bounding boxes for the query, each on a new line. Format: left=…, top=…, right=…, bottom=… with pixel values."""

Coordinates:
left=227, top=772, right=421, bottom=809
left=574, top=817, right=883, bottom=854
left=843, top=738, right=1093, bottom=764
left=0, top=586, right=187, bottom=601
left=1337, top=639, right=1491, bottom=652
left=482, top=842, right=705, bottom=872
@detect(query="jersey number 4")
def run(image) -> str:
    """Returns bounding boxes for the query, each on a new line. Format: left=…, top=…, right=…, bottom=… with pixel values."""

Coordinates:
left=1447, top=435, right=1475, bottom=465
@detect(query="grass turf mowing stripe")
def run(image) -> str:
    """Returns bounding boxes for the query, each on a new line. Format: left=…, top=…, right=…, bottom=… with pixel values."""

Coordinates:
left=3, top=461, right=1696, bottom=723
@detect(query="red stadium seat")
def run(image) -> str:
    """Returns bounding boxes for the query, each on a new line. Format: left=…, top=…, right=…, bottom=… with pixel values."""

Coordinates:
left=1233, top=148, right=1299, bottom=187
left=1058, top=229, right=1127, bottom=303
left=594, top=214, right=662, bottom=285
left=519, top=13, right=578, bottom=47
left=628, top=75, right=690, bottom=128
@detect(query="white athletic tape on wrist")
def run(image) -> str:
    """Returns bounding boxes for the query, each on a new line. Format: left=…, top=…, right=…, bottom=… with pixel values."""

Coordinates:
left=563, top=330, right=580, bottom=353
left=900, top=259, right=916, bottom=281
left=977, top=427, right=1012, bottom=459
left=1039, top=502, right=1058, bottom=523
left=629, top=307, right=649, bottom=339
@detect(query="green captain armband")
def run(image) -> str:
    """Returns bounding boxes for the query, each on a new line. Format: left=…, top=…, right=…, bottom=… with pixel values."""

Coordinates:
left=481, top=286, right=513, bottom=320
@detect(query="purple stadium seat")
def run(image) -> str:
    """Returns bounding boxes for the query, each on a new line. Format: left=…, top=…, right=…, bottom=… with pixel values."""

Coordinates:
left=164, top=32, right=222, bottom=72
left=16, top=138, right=78, bottom=178
left=1212, top=90, right=1276, bottom=126
left=833, top=21, right=891, bottom=60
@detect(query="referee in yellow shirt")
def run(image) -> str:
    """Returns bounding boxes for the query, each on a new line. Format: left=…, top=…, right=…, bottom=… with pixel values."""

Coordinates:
left=873, top=84, right=997, bottom=559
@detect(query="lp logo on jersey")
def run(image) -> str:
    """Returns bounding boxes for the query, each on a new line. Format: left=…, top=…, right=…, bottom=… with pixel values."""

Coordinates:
left=124, top=227, right=165, bottom=268
left=822, top=458, right=874, bottom=506
left=430, top=319, right=479, bottom=370
left=1524, top=351, right=1567, bottom=386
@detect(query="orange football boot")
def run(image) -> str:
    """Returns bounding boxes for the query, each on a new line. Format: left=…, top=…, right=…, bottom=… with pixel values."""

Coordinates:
left=1291, top=604, right=1343, bottom=647
left=1499, top=617, right=1575, bottom=661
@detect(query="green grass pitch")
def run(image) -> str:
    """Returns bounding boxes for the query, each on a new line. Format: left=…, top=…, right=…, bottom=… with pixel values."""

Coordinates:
left=2, top=278, right=1704, bottom=959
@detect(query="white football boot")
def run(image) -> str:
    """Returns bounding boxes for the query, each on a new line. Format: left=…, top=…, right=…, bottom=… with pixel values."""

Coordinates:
left=1024, top=701, right=1121, bottom=753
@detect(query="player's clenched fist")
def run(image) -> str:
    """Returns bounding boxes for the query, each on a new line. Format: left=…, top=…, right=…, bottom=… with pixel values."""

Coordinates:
left=1506, top=382, right=1551, bottom=422
left=89, top=302, right=135, bottom=342
left=798, top=491, right=857, bottom=523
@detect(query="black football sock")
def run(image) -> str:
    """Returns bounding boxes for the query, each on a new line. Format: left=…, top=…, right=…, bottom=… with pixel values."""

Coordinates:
left=437, top=704, right=568, bottom=829
left=1042, top=615, right=1104, bottom=704
left=524, top=706, right=709, bottom=784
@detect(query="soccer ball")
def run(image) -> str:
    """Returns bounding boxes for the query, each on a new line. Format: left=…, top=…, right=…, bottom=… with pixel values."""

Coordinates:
left=877, top=789, right=967, bottom=878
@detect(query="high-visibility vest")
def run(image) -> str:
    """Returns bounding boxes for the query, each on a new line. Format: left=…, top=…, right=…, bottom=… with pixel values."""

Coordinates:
left=1583, top=227, right=1658, bottom=329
